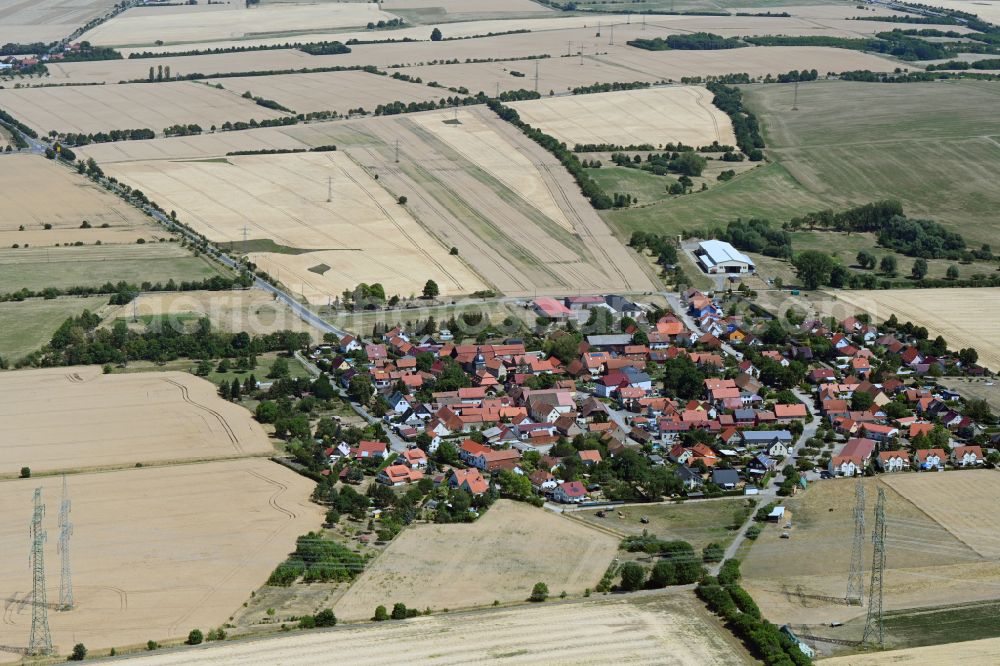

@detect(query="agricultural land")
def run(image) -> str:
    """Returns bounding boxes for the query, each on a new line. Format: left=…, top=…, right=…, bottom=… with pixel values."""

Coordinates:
left=4, top=0, right=1000, bottom=663
left=0, top=459, right=322, bottom=658
left=0, top=367, right=272, bottom=475
left=332, top=500, right=619, bottom=620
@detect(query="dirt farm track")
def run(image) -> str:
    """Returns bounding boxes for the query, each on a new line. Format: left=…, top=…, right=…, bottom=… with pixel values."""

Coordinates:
left=0, top=458, right=323, bottom=661
left=0, top=367, right=272, bottom=476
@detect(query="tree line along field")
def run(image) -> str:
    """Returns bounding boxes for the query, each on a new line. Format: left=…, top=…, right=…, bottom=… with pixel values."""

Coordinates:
left=605, top=80, right=1000, bottom=245
left=0, top=0, right=120, bottom=44
left=0, top=459, right=322, bottom=659
left=0, top=367, right=272, bottom=475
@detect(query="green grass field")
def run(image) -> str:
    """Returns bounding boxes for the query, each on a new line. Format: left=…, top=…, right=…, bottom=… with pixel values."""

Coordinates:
left=605, top=80, right=1000, bottom=261
left=576, top=498, right=755, bottom=552
left=605, top=162, right=825, bottom=239
left=840, top=601, right=1000, bottom=650
left=745, top=79, right=1000, bottom=247
left=0, top=296, right=109, bottom=363
left=0, top=243, right=231, bottom=291
left=585, top=166, right=675, bottom=206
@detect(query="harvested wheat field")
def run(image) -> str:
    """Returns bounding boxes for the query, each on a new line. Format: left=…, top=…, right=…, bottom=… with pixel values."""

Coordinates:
left=93, top=593, right=749, bottom=665
left=75, top=126, right=311, bottom=163
left=82, top=2, right=395, bottom=47
left=824, top=636, right=1000, bottom=666
left=402, top=58, right=664, bottom=97
left=0, top=154, right=155, bottom=245
left=741, top=476, right=1000, bottom=631
left=335, top=107, right=657, bottom=296
left=509, top=86, right=736, bottom=148
left=101, top=289, right=326, bottom=342
left=102, top=151, right=485, bottom=302
left=0, top=459, right=323, bottom=659
left=0, top=367, right=272, bottom=475
left=883, top=471, right=1000, bottom=558
left=204, top=70, right=445, bottom=115
left=829, top=288, right=1000, bottom=371
left=0, top=0, right=119, bottom=43
left=334, top=500, right=619, bottom=621
left=0, top=82, right=287, bottom=136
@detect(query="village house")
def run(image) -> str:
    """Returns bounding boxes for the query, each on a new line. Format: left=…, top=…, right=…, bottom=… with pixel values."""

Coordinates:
left=553, top=480, right=589, bottom=503
left=876, top=450, right=909, bottom=473
left=351, top=440, right=388, bottom=460
left=377, top=464, right=424, bottom=486
left=915, top=448, right=947, bottom=471
left=449, top=468, right=489, bottom=495
left=952, top=445, right=983, bottom=467
left=829, top=437, right=876, bottom=477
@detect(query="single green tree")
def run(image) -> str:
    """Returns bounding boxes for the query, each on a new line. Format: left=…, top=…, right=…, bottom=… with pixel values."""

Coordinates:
left=422, top=279, right=440, bottom=299
left=791, top=250, right=835, bottom=290
left=70, top=643, right=87, bottom=661
left=619, top=562, right=646, bottom=591
left=391, top=602, right=408, bottom=620
left=314, top=609, right=337, bottom=627
left=947, top=264, right=960, bottom=279
left=912, top=258, right=928, bottom=279
left=19, top=466, right=30, bottom=479
left=187, top=629, right=203, bottom=645
left=430, top=27, right=443, bottom=41
left=529, top=582, right=549, bottom=602
left=268, top=356, right=290, bottom=379
left=879, top=255, right=897, bottom=276
left=373, top=605, right=389, bottom=621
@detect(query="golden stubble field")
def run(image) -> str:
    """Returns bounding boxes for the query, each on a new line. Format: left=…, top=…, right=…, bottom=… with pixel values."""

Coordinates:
left=0, top=155, right=156, bottom=246
left=0, top=458, right=323, bottom=659
left=343, top=106, right=658, bottom=296
left=72, top=593, right=751, bottom=665
left=742, top=474, right=1000, bottom=630
left=509, top=86, right=736, bottom=148
left=80, top=2, right=396, bottom=47
left=101, top=151, right=485, bottom=303
left=204, top=70, right=445, bottom=115
left=0, top=367, right=272, bottom=475
left=0, top=82, right=287, bottom=136
left=829, top=288, right=1000, bottom=371
left=333, top=500, right=620, bottom=621
left=0, top=0, right=119, bottom=44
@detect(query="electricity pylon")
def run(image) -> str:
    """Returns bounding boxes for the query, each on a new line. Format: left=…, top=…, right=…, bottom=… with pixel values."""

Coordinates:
left=58, top=476, right=74, bottom=611
left=846, top=474, right=866, bottom=605
left=862, top=487, right=886, bottom=648
left=28, top=488, right=53, bottom=656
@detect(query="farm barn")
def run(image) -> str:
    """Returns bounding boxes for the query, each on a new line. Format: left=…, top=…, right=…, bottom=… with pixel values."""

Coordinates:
left=696, top=240, right=755, bottom=275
